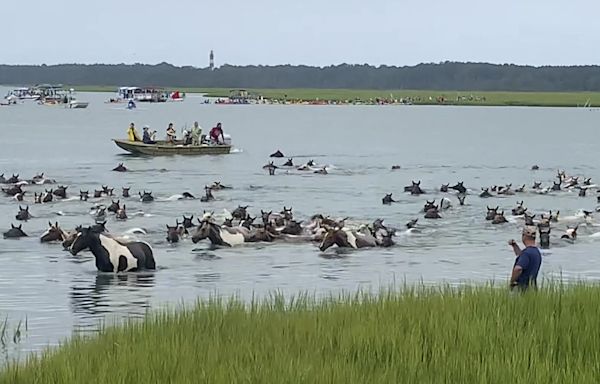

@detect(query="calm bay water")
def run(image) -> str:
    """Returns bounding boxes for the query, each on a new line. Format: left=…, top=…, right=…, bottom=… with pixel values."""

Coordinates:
left=0, top=88, right=599, bottom=359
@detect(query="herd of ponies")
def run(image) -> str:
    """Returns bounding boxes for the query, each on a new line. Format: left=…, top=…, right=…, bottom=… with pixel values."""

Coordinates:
left=1, top=154, right=599, bottom=273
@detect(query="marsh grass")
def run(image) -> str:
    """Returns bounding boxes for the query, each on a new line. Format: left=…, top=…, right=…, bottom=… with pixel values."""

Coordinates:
left=3, top=283, right=600, bottom=383
left=72, top=85, right=600, bottom=107
left=198, top=88, right=600, bottom=107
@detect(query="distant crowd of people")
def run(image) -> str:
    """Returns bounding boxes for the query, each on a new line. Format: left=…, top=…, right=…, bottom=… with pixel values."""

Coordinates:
left=209, top=94, right=488, bottom=106
left=127, top=121, right=225, bottom=145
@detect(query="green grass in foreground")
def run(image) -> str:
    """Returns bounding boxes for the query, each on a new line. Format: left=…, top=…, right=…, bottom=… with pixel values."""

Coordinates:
left=3, top=283, right=600, bottom=383
left=72, top=85, right=600, bottom=107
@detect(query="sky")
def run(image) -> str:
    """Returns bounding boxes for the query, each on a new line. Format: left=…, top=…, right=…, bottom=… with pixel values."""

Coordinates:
left=3, top=0, right=599, bottom=67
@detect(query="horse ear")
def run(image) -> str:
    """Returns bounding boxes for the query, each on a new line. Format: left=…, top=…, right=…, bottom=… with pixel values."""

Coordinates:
left=18, top=225, right=22, bottom=229
left=11, top=224, right=15, bottom=228
left=48, top=221, right=52, bottom=227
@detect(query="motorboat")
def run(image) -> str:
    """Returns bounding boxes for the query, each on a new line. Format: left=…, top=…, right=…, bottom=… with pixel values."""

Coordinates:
left=168, top=90, right=185, bottom=102
left=113, top=138, right=232, bottom=156
left=69, top=100, right=89, bottom=109
left=5, top=87, right=40, bottom=101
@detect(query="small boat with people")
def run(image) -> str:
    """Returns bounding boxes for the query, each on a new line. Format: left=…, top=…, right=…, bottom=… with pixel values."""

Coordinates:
left=113, top=139, right=231, bottom=156
left=108, top=86, right=172, bottom=103
left=114, top=121, right=232, bottom=156
left=5, top=87, right=40, bottom=101
left=168, top=90, right=185, bottom=102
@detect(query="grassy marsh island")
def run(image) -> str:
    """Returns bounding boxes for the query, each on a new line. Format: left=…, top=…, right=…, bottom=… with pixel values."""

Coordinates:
left=3, top=284, right=600, bottom=383
left=70, top=86, right=600, bottom=107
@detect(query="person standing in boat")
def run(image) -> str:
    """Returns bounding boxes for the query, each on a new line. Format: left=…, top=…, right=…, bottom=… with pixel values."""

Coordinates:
left=142, top=126, right=156, bottom=144
left=191, top=121, right=202, bottom=146
left=127, top=122, right=141, bottom=142
left=166, top=123, right=177, bottom=144
left=209, top=122, right=224, bottom=144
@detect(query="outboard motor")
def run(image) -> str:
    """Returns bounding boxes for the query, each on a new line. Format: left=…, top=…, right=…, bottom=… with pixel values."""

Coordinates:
left=538, top=222, right=551, bottom=249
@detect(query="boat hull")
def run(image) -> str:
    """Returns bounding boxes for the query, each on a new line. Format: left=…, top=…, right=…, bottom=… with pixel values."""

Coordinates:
left=113, top=139, right=231, bottom=156
left=69, top=102, right=89, bottom=109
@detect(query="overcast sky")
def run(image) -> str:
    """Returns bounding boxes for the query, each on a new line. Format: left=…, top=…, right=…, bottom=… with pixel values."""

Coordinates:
left=4, top=0, right=598, bottom=67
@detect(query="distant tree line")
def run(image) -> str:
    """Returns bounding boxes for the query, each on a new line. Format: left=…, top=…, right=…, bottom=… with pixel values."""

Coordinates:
left=1, top=62, right=600, bottom=91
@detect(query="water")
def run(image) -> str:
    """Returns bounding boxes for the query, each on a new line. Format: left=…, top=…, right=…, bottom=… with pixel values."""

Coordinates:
left=0, top=89, right=599, bottom=360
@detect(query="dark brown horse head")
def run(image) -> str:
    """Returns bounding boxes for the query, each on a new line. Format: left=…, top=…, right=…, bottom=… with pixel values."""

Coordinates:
left=116, top=205, right=128, bottom=220
left=319, top=227, right=348, bottom=251
left=166, top=224, right=180, bottom=243
left=41, top=221, right=67, bottom=243
left=280, top=206, right=293, bottom=221
left=260, top=210, right=272, bottom=226
left=524, top=212, right=536, bottom=226
left=486, top=206, right=499, bottom=221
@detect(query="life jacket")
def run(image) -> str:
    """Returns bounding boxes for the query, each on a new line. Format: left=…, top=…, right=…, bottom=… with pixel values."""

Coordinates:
left=128, top=128, right=136, bottom=141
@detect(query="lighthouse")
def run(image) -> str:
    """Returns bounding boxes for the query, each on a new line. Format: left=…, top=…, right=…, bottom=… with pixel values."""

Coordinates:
left=209, top=50, right=214, bottom=70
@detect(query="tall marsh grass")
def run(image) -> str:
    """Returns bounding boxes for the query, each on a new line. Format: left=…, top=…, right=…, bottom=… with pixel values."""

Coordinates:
left=3, top=283, right=600, bottom=383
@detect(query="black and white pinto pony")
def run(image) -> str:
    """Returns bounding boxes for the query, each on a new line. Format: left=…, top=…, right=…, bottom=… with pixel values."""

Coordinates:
left=70, top=227, right=156, bottom=272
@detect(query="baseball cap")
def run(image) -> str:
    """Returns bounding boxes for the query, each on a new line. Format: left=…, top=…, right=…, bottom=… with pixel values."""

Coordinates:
left=522, top=226, right=537, bottom=238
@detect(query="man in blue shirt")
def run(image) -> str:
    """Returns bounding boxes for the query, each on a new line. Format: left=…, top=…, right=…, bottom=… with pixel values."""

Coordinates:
left=508, top=226, right=542, bottom=291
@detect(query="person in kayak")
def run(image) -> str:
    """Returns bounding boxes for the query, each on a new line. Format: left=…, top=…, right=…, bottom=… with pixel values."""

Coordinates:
left=209, top=122, right=224, bottom=144
left=127, top=122, right=141, bottom=142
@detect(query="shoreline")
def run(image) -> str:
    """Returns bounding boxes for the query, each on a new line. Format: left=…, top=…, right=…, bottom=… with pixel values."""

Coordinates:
left=47, top=86, right=600, bottom=107
left=2, top=283, right=599, bottom=383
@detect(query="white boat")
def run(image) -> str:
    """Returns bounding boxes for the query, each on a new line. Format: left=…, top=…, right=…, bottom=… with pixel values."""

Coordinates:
left=5, top=87, right=40, bottom=101
left=0, top=95, right=18, bottom=106
left=65, top=89, right=89, bottom=109
left=110, top=86, right=168, bottom=103
left=69, top=100, right=89, bottom=109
